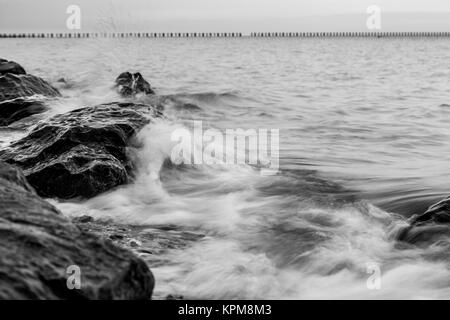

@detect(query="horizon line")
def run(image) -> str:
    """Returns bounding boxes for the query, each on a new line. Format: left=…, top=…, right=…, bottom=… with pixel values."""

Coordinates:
left=2, top=31, right=450, bottom=38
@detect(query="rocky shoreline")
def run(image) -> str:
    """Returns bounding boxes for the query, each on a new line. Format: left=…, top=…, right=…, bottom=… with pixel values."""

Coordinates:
left=0, top=161, right=154, bottom=299
left=1, top=58, right=449, bottom=299
left=0, top=58, right=174, bottom=299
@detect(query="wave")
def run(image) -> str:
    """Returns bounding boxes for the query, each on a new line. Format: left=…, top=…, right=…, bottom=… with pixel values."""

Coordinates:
left=171, top=91, right=243, bottom=103
left=51, top=116, right=450, bottom=299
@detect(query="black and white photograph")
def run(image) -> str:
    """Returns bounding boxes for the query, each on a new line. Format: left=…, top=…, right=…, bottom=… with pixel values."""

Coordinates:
left=1, top=0, right=450, bottom=305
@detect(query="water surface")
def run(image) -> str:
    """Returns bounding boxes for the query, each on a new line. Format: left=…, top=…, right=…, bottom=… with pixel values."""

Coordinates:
left=2, top=37, right=450, bottom=298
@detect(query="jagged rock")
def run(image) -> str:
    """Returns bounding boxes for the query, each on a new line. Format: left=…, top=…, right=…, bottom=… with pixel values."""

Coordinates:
left=0, top=102, right=160, bottom=199
left=411, top=197, right=450, bottom=224
left=115, top=72, right=155, bottom=96
left=0, top=58, right=26, bottom=75
left=0, top=72, right=60, bottom=125
left=0, top=98, right=46, bottom=126
left=397, top=196, right=450, bottom=244
left=0, top=73, right=60, bottom=102
left=0, top=161, right=154, bottom=299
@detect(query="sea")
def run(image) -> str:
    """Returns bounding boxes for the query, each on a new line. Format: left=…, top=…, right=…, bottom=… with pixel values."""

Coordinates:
left=1, top=37, right=450, bottom=299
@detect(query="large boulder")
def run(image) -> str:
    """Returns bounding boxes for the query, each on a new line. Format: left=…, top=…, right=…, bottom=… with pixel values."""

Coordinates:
left=0, top=161, right=154, bottom=299
left=0, top=102, right=160, bottom=199
left=0, top=58, right=26, bottom=75
left=115, top=72, right=155, bottom=97
left=0, top=97, right=46, bottom=126
left=397, top=196, right=450, bottom=244
left=0, top=66, right=60, bottom=125
left=0, top=73, right=60, bottom=102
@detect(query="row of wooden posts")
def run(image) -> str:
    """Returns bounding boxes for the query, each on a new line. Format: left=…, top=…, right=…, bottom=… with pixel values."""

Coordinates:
left=0, top=32, right=243, bottom=38
left=1, top=32, right=450, bottom=38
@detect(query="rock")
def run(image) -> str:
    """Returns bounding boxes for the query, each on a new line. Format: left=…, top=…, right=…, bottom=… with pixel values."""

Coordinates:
left=397, top=196, right=450, bottom=244
left=129, top=239, right=142, bottom=247
left=0, top=73, right=60, bottom=125
left=0, top=102, right=160, bottom=199
left=0, top=160, right=35, bottom=192
left=54, top=77, right=75, bottom=90
left=162, top=97, right=201, bottom=111
left=0, top=161, right=154, bottom=299
left=72, top=215, right=94, bottom=224
left=410, top=196, right=450, bottom=224
left=0, top=98, right=46, bottom=126
left=110, top=234, right=125, bottom=240
left=0, top=58, right=26, bottom=75
left=0, top=73, right=60, bottom=102
left=178, top=102, right=201, bottom=111
left=166, top=294, right=184, bottom=300
left=115, top=72, right=155, bottom=96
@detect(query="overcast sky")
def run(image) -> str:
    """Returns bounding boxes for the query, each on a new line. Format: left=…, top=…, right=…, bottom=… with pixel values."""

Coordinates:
left=2, top=0, right=450, bottom=33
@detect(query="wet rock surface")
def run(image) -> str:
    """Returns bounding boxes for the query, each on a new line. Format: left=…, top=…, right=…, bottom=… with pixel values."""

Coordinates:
left=73, top=218, right=205, bottom=266
left=397, top=196, right=450, bottom=244
left=0, top=102, right=161, bottom=199
left=0, top=73, right=60, bottom=102
left=0, top=58, right=26, bottom=76
left=0, top=98, right=46, bottom=126
left=72, top=217, right=205, bottom=300
left=0, top=161, right=154, bottom=299
left=0, top=59, right=60, bottom=126
left=0, top=65, right=202, bottom=299
left=115, top=72, right=155, bottom=96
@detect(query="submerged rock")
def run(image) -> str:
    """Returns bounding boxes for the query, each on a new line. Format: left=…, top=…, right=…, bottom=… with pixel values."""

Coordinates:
left=0, top=102, right=160, bottom=199
left=129, top=239, right=142, bottom=247
left=72, top=215, right=94, bottom=224
left=0, top=161, right=154, bottom=299
left=72, top=217, right=205, bottom=300
left=115, top=72, right=155, bottom=96
left=160, top=96, right=202, bottom=111
left=397, top=196, right=450, bottom=244
left=0, top=58, right=26, bottom=75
